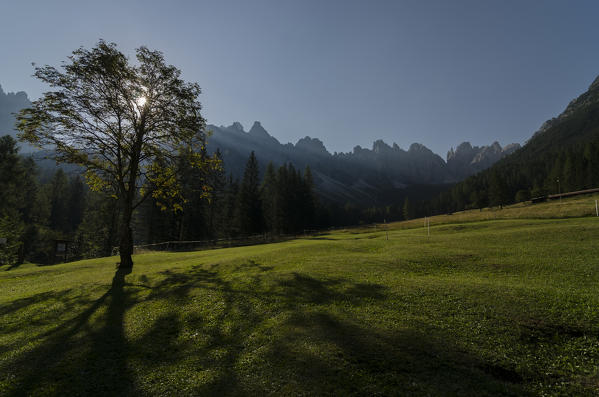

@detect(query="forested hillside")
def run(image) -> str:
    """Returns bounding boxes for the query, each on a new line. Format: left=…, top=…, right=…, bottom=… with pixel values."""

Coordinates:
left=5, top=73, right=599, bottom=263
left=0, top=136, right=325, bottom=264
left=426, top=75, right=599, bottom=215
left=206, top=121, right=519, bottom=206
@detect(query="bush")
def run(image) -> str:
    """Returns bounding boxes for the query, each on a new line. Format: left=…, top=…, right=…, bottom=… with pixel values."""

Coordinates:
left=0, top=215, right=24, bottom=266
left=515, top=189, right=531, bottom=203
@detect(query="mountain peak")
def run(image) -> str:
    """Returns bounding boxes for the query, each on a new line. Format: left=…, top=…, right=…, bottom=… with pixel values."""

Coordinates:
left=447, top=142, right=476, bottom=162
left=372, top=139, right=392, bottom=153
left=248, top=121, right=269, bottom=137
left=534, top=74, right=599, bottom=137
left=456, top=142, right=474, bottom=152
left=0, top=85, right=30, bottom=102
left=502, top=143, right=521, bottom=153
left=490, top=141, right=502, bottom=151
left=408, top=143, right=430, bottom=153
left=230, top=121, right=244, bottom=132
left=295, top=136, right=329, bottom=156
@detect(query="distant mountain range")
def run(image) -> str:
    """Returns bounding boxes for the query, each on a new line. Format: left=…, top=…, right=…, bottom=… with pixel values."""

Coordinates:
left=475, top=74, right=599, bottom=173
left=205, top=121, right=519, bottom=205
left=0, top=84, right=35, bottom=153
left=433, top=74, right=599, bottom=213
left=0, top=83, right=519, bottom=205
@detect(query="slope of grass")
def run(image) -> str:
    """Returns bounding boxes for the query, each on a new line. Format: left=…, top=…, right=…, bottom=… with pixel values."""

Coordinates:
left=1, top=213, right=599, bottom=395
left=394, top=192, right=599, bottom=231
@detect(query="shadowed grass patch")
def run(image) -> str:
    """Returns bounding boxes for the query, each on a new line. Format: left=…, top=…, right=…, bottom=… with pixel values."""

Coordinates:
left=1, top=216, right=599, bottom=395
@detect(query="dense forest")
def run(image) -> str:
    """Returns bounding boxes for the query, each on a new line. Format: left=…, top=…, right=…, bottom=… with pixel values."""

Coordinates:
left=1, top=135, right=419, bottom=265
left=3, top=74, right=599, bottom=265
left=4, top=124, right=599, bottom=265
left=423, top=137, right=599, bottom=215
left=420, top=79, right=599, bottom=216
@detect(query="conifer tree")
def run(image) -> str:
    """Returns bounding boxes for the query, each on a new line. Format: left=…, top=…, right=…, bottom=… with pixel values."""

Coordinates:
left=402, top=197, right=414, bottom=220
left=261, top=162, right=277, bottom=233
left=302, top=166, right=316, bottom=229
left=236, top=152, right=263, bottom=235
left=67, top=176, right=86, bottom=233
left=488, top=171, right=509, bottom=208
left=47, top=169, right=69, bottom=234
left=222, top=174, right=240, bottom=237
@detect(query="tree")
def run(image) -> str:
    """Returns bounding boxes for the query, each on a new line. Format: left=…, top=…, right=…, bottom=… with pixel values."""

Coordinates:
left=236, top=152, right=263, bottom=235
left=17, top=41, right=218, bottom=269
left=203, top=149, right=227, bottom=239
left=301, top=166, right=316, bottom=229
left=0, top=135, right=35, bottom=265
left=47, top=169, right=69, bottom=234
left=76, top=191, right=120, bottom=259
left=0, top=136, right=27, bottom=217
left=261, top=162, right=277, bottom=233
left=66, top=175, right=86, bottom=233
left=402, top=198, right=414, bottom=220
left=222, top=174, right=240, bottom=237
left=488, top=171, right=510, bottom=208
left=514, top=189, right=531, bottom=203
left=0, top=215, right=23, bottom=266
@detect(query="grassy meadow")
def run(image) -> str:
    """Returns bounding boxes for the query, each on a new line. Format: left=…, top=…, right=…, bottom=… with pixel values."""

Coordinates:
left=1, top=195, right=599, bottom=395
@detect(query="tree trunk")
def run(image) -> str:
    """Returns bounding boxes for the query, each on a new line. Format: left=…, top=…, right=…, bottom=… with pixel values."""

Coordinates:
left=119, top=206, right=134, bottom=269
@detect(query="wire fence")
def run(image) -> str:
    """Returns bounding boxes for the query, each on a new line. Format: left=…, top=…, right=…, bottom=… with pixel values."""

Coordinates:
left=112, top=228, right=350, bottom=256
left=131, top=234, right=294, bottom=254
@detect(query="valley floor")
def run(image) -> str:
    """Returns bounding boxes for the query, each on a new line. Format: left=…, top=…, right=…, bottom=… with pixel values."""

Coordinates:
left=2, top=198, right=599, bottom=395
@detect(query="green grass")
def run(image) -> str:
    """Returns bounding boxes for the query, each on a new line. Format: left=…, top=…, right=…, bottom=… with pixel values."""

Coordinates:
left=395, top=193, right=599, bottom=231
left=2, top=199, right=599, bottom=395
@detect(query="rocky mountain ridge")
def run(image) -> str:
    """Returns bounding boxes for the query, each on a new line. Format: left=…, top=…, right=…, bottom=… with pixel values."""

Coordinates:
left=206, top=121, right=520, bottom=205
left=0, top=84, right=35, bottom=152
left=446, top=141, right=521, bottom=177
left=0, top=83, right=520, bottom=206
left=533, top=75, right=599, bottom=138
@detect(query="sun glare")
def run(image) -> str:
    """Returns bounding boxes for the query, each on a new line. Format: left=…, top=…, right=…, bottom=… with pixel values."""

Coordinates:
left=136, top=96, right=147, bottom=108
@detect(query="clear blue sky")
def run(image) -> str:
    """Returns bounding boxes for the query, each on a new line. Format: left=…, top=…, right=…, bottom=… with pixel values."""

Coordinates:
left=2, top=0, right=599, bottom=157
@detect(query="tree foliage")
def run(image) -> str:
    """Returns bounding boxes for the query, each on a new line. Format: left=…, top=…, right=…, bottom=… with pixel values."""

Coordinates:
left=16, top=41, right=218, bottom=268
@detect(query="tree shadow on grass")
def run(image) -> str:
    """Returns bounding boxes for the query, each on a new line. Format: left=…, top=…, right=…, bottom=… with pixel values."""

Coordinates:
left=2, top=262, right=529, bottom=396
left=306, top=236, right=338, bottom=240
left=0, top=290, right=75, bottom=318
left=126, top=264, right=526, bottom=395
left=1, top=267, right=137, bottom=396
left=2, top=263, right=23, bottom=271
left=262, top=311, right=525, bottom=396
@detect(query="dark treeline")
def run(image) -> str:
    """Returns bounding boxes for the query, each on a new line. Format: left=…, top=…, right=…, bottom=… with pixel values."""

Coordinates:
left=421, top=137, right=599, bottom=215
left=138, top=151, right=322, bottom=243
left=137, top=150, right=429, bottom=244
left=420, top=85, right=599, bottom=216
left=1, top=137, right=404, bottom=265
left=1, top=134, right=445, bottom=266
left=0, top=135, right=106, bottom=264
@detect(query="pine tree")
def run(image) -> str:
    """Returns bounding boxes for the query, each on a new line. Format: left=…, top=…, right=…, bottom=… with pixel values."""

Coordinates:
left=561, top=151, right=575, bottom=192
left=301, top=166, right=316, bottom=229
left=488, top=171, right=510, bottom=208
left=47, top=169, right=70, bottom=234
left=261, top=162, right=277, bottom=234
left=274, top=164, right=290, bottom=234
left=204, top=149, right=228, bottom=239
left=222, top=174, right=240, bottom=237
left=402, top=198, right=414, bottom=220
left=66, top=175, right=86, bottom=233
left=236, top=152, right=263, bottom=235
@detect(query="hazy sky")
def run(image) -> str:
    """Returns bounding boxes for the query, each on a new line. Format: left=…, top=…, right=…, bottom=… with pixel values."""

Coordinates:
left=2, top=0, right=599, bottom=157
